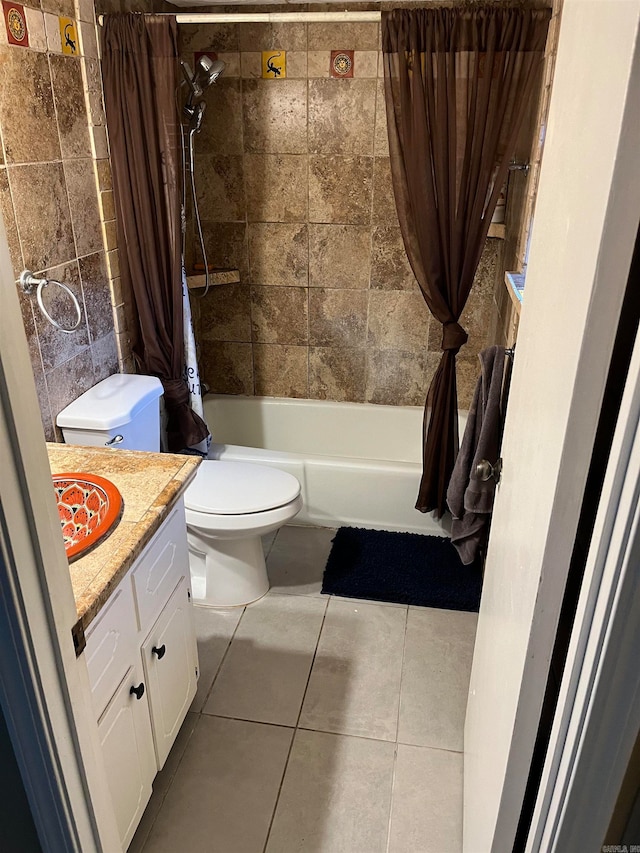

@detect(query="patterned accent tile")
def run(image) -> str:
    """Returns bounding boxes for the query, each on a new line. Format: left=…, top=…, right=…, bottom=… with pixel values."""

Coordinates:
left=3, top=2, right=28, bottom=47
left=262, top=49, right=286, bottom=79
left=330, top=50, right=353, bottom=78
left=60, top=17, right=79, bottom=56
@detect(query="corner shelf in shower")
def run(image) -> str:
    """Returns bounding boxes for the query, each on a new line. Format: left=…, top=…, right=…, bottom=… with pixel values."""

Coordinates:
left=187, top=269, right=240, bottom=291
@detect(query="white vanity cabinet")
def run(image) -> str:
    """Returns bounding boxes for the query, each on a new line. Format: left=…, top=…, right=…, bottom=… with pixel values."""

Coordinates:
left=84, top=500, right=198, bottom=850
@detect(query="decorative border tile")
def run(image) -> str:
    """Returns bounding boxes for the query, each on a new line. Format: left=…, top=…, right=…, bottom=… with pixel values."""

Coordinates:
left=330, top=50, right=354, bottom=78
left=59, top=16, right=78, bottom=55
left=262, top=50, right=286, bottom=79
left=2, top=1, right=29, bottom=48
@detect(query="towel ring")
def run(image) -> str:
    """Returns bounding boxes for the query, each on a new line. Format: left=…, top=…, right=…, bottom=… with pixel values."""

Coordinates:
left=20, top=270, right=82, bottom=334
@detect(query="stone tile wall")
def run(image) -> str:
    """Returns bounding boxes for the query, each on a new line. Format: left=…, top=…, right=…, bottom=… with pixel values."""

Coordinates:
left=182, top=20, right=502, bottom=409
left=0, top=0, right=119, bottom=439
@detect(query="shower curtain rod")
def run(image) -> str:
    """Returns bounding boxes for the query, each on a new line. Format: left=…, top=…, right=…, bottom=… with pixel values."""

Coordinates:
left=97, top=10, right=381, bottom=25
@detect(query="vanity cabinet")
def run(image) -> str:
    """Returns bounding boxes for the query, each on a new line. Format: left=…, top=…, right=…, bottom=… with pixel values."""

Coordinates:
left=84, top=500, right=198, bottom=850
left=97, top=664, right=156, bottom=847
left=142, top=577, right=198, bottom=769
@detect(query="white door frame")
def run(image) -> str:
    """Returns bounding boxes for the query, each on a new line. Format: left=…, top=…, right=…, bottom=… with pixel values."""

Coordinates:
left=464, top=3, right=640, bottom=850
left=0, top=211, right=120, bottom=847
left=527, top=263, right=640, bottom=849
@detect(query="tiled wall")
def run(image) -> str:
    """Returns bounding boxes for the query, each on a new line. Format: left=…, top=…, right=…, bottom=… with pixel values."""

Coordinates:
left=0, top=0, right=118, bottom=440
left=182, top=20, right=502, bottom=409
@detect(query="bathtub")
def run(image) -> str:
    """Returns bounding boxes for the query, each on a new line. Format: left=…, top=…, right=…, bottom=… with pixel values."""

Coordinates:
left=204, top=395, right=466, bottom=536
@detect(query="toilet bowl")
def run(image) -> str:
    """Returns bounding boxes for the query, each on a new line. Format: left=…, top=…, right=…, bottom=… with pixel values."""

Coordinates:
left=184, top=460, right=302, bottom=607
left=56, top=375, right=303, bottom=608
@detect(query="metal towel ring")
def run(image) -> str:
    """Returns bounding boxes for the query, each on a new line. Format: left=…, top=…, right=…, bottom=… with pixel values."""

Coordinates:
left=20, top=270, right=82, bottom=334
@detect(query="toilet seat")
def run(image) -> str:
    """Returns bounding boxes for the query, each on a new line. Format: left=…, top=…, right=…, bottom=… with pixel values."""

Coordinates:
left=185, top=460, right=301, bottom=516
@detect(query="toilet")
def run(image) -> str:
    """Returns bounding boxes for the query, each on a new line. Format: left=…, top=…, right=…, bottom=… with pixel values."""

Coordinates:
left=56, top=374, right=303, bottom=607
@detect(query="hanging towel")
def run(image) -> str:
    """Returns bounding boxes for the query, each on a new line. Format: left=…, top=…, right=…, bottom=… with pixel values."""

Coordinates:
left=447, top=345, right=507, bottom=565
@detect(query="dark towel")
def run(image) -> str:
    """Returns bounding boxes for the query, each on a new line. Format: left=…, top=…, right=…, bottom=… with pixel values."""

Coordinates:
left=447, top=346, right=506, bottom=565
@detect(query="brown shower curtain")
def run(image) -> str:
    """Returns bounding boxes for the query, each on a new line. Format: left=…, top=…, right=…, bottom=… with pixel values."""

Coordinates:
left=382, top=7, right=549, bottom=516
left=101, top=14, right=209, bottom=452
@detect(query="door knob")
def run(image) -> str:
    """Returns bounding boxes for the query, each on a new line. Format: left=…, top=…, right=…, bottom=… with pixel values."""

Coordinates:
left=475, top=458, right=502, bottom=483
left=129, top=683, right=145, bottom=700
left=152, top=644, right=166, bottom=660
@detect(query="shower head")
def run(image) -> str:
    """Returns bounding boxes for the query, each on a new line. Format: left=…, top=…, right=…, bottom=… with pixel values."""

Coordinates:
left=194, top=56, right=225, bottom=90
left=181, top=57, right=225, bottom=103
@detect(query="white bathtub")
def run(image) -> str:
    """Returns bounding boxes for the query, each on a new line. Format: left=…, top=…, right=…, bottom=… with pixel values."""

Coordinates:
left=204, top=395, right=466, bottom=536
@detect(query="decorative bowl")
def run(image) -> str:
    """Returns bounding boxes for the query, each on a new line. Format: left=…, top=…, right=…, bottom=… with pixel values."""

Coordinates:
left=53, top=473, right=123, bottom=561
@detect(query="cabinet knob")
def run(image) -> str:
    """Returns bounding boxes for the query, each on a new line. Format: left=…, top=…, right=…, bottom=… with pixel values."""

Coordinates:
left=152, top=644, right=166, bottom=660
left=130, top=683, right=145, bottom=700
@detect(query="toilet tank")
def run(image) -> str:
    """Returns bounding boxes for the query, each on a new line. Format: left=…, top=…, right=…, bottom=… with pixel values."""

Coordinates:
left=56, top=374, right=164, bottom=451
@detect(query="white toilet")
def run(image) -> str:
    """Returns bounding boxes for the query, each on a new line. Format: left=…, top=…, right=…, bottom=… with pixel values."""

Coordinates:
left=57, top=374, right=302, bottom=607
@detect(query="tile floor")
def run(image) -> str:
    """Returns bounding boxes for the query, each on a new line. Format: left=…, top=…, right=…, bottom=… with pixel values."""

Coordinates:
left=130, top=525, right=477, bottom=853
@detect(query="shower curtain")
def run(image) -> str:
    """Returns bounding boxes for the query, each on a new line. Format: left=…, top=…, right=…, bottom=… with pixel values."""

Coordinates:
left=181, top=267, right=209, bottom=454
left=382, top=7, right=550, bottom=516
left=101, top=13, right=210, bottom=453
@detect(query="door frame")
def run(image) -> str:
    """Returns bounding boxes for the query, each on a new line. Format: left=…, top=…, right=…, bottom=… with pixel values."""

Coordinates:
left=0, top=208, right=120, bottom=848
left=463, top=3, right=640, bottom=850
left=527, top=289, right=640, bottom=849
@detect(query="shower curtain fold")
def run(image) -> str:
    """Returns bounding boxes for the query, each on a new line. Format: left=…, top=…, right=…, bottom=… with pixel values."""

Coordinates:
left=382, top=6, right=550, bottom=516
left=101, top=13, right=209, bottom=453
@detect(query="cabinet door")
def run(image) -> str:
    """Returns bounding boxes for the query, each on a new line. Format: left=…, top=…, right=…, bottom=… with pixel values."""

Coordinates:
left=98, top=665, right=156, bottom=850
left=131, top=502, right=190, bottom=637
left=142, top=578, right=198, bottom=770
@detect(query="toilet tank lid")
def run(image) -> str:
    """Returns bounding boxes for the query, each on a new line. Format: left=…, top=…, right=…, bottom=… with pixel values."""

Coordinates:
left=56, top=375, right=164, bottom=430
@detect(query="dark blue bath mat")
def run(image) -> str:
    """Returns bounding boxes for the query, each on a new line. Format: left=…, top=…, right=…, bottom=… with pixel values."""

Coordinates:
left=322, top=527, right=482, bottom=612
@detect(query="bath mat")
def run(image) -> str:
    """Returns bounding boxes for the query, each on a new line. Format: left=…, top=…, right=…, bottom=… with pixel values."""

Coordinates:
left=322, top=527, right=482, bottom=612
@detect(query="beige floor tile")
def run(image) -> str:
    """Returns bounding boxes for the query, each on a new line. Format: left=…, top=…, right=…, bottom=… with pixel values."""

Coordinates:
left=129, top=713, right=199, bottom=852
left=190, top=604, right=244, bottom=713
left=142, top=716, right=293, bottom=853
left=266, top=729, right=395, bottom=853
left=299, top=599, right=406, bottom=741
left=398, top=608, right=477, bottom=751
left=388, top=744, right=463, bottom=853
left=203, top=594, right=327, bottom=726
left=267, top=525, right=336, bottom=596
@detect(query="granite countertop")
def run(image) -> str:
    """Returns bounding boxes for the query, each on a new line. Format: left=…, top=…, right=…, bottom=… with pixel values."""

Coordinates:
left=47, top=443, right=201, bottom=631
